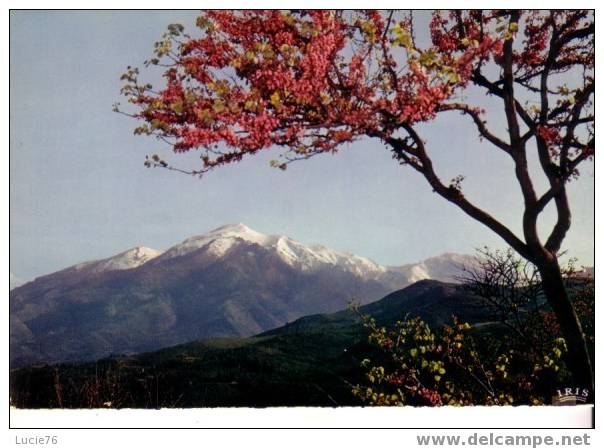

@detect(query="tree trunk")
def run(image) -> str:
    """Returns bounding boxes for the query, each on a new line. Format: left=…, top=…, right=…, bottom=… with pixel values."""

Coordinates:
left=537, top=257, right=594, bottom=395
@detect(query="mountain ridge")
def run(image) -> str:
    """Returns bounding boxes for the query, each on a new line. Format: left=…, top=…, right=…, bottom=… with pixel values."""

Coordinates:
left=10, top=224, right=474, bottom=368
left=13, top=223, right=471, bottom=288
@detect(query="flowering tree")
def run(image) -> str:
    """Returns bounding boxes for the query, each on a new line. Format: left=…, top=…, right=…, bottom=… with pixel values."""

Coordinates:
left=117, top=10, right=594, bottom=391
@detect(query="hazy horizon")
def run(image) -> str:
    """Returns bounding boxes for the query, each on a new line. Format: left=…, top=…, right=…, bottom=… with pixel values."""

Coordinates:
left=10, top=11, right=595, bottom=283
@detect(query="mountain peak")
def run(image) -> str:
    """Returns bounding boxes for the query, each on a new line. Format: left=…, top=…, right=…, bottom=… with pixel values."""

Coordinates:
left=387, top=252, right=475, bottom=284
left=157, top=224, right=386, bottom=276
left=11, top=226, right=474, bottom=367
left=211, top=222, right=252, bottom=233
left=206, top=222, right=271, bottom=243
left=160, top=223, right=275, bottom=260
left=38, top=224, right=471, bottom=287
left=75, top=246, right=162, bottom=273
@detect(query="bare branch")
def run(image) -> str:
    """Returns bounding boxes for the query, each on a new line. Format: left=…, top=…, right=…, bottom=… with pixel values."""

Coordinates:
left=438, top=103, right=512, bottom=154
left=472, top=71, right=534, bottom=129
left=502, top=11, right=522, bottom=147
left=385, top=125, right=532, bottom=261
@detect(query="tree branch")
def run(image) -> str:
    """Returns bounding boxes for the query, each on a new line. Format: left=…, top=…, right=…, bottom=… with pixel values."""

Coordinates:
left=502, top=11, right=522, bottom=147
left=438, top=103, right=512, bottom=154
left=472, top=71, right=534, bottom=129
left=386, top=125, right=532, bottom=261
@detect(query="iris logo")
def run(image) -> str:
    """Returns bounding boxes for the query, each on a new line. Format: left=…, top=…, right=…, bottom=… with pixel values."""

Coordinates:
left=552, top=387, right=589, bottom=405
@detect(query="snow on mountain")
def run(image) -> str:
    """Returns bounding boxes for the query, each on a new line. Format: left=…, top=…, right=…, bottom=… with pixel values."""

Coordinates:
left=10, top=224, right=474, bottom=367
left=31, top=223, right=470, bottom=285
left=153, top=223, right=472, bottom=283
left=391, top=252, right=474, bottom=284
left=159, top=223, right=273, bottom=259
left=158, top=223, right=386, bottom=276
left=270, top=236, right=385, bottom=275
left=74, top=246, right=163, bottom=274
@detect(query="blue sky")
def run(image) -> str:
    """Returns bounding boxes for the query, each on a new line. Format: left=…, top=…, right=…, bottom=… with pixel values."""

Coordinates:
left=10, top=11, right=594, bottom=282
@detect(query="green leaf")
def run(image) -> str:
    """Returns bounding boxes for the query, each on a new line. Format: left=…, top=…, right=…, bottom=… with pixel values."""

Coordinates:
left=392, top=23, right=413, bottom=50
left=212, top=100, right=225, bottom=113
left=270, top=91, right=282, bottom=109
left=419, top=50, right=438, bottom=68
left=167, top=23, right=185, bottom=36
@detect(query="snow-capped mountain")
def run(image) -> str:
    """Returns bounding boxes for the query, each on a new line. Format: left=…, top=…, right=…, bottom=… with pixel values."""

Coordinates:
left=10, top=223, right=473, bottom=368
left=391, top=252, right=472, bottom=284
left=27, top=222, right=467, bottom=285
left=158, top=223, right=387, bottom=277
left=73, top=246, right=163, bottom=274
left=155, top=223, right=471, bottom=285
